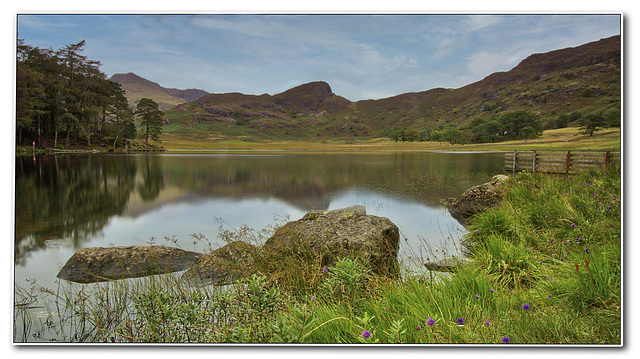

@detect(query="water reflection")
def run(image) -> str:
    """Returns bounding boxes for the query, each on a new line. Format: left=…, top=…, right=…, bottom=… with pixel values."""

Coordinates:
left=15, top=151, right=504, bottom=287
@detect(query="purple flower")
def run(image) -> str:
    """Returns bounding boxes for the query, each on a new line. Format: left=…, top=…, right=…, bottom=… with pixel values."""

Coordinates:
left=522, top=304, right=531, bottom=310
left=311, top=295, right=316, bottom=300
left=585, top=248, right=589, bottom=254
left=457, top=318, right=464, bottom=325
left=490, top=289, right=494, bottom=293
left=485, top=321, right=491, bottom=326
left=475, top=295, right=480, bottom=299
left=415, top=327, right=422, bottom=331
left=502, top=337, right=510, bottom=344
left=362, top=330, right=371, bottom=339
left=426, top=318, right=435, bottom=327
left=322, top=267, right=327, bottom=273
left=547, top=295, right=552, bottom=298
left=571, top=223, right=575, bottom=228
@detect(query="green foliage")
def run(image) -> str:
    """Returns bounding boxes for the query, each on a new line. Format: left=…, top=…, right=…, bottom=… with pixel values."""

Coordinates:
left=602, top=108, right=621, bottom=127
left=136, top=98, right=164, bottom=143
left=498, top=111, right=543, bottom=140
left=319, top=257, right=372, bottom=307
left=405, top=128, right=420, bottom=142
left=579, top=113, right=606, bottom=136
left=16, top=39, right=138, bottom=149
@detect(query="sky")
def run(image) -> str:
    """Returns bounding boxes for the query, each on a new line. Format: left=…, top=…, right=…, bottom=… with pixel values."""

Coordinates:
left=15, top=13, right=620, bottom=101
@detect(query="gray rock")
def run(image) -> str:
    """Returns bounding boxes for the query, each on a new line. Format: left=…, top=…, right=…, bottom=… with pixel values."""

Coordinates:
left=57, top=245, right=202, bottom=284
left=447, top=174, right=510, bottom=224
left=424, top=257, right=471, bottom=272
left=182, top=241, right=258, bottom=286
left=264, top=205, right=400, bottom=275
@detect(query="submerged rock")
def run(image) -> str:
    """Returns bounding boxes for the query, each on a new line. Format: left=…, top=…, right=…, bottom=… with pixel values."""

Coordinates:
left=447, top=174, right=510, bottom=225
left=264, top=205, right=400, bottom=275
left=182, top=241, right=258, bottom=286
left=424, top=257, right=471, bottom=272
left=57, top=245, right=201, bottom=284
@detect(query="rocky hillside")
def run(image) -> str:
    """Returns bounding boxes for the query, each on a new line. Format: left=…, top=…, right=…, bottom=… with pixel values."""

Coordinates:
left=162, top=35, right=620, bottom=140
left=109, top=72, right=209, bottom=111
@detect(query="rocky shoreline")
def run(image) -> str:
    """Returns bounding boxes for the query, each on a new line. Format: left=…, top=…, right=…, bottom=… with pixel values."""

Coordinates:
left=57, top=176, right=509, bottom=284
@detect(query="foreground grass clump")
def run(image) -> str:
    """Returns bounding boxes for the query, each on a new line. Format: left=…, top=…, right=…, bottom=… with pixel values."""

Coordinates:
left=15, top=166, right=620, bottom=344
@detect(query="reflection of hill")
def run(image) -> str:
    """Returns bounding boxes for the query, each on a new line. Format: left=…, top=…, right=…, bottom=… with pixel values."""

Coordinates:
left=157, top=152, right=504, bottom=209
left=122, top=186, right=192, bottom=218
left=14, top=152, right=504, bottom=263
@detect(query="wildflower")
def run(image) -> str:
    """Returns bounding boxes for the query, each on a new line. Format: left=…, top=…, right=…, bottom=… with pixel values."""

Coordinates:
left=571, top=223, right=575, bottom=228
left=485, top=321, right=490, bottom=326
left=362, top=330, right=371, bottom=339
left=547, top=295, right=552, bottom=298
left=585, top=248, right=589, bottom=254
left=490, top=289, right=494, bottom=293
left=457, top=318, right=464, bottom=325
left=475, top=295, right=480, bottom=299
left=311, top=295, right=316, bottom=300
left=502, top=337, right=510, bottom=344
left=415, top=327, right=422, bottom=331
left=426, top=318, right=435, bottom=327
left=322, top=267, right=327, bottom=273
left=522, top=304, right=530, bottom=310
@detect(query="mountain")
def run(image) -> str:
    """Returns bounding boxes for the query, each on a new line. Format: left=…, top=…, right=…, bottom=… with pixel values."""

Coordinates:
left=162, top=35, right=620, bottom=140
left=109, top=72, right=209, bottom=111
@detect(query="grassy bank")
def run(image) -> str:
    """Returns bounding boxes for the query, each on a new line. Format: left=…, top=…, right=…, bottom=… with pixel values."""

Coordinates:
left=15, top=165, right=621, bottom=344
left=159, top=127, right=621, bottom=152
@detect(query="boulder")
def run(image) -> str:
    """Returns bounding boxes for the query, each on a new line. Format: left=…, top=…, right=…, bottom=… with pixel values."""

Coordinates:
left=57, top=245, right=202, bottom=284
left=182, top=241, right=258, bottom=286
left=447, top=175, right=510, bottom=224
left=263, top=205, right=400, bottom=275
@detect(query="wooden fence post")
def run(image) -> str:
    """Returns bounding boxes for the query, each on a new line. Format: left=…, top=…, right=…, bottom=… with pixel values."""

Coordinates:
left=565, top=151, right=571, bottom=175
left=605, top=151, right=610, bottom=166
left=512, top=150, right=517, bottom=175
left=532, top=150, right=537, bottom=173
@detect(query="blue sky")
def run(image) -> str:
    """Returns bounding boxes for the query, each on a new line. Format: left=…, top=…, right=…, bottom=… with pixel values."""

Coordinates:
left=16, top=13, right=621, bottom=101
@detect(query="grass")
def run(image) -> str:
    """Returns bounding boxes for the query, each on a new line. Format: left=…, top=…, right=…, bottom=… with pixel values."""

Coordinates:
left=14, top=164, right=621, bottom=344
left=158, top=127, right=621, bottom=152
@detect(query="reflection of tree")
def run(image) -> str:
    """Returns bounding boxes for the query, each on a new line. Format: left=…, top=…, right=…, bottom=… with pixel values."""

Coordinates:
left=14, top=154, right=137, bottom=264
left=158, top=152, right=505, bottom=210
left=137, top=155, right=164, bottom=202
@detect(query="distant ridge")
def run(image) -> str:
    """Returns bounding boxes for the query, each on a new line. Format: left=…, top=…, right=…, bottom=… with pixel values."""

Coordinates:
left=139, top=35, right=619, bottom=140
left=109, top=72, right=209, bottom=111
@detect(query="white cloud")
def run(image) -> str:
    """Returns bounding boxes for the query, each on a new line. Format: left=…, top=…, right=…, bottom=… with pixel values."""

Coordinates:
left=465, top=50, right=518, bottom=76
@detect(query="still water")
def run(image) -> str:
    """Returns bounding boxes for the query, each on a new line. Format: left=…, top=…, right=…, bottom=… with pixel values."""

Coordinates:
left=14, top=150, right=503, bottom=338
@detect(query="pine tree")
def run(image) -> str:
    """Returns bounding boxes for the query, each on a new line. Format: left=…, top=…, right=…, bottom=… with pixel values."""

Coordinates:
left=135, top=98, right=164, bottom=143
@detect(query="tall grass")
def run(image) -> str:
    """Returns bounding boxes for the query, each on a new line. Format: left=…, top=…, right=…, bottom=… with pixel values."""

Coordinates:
left=14, top=165, right=621, bottom=344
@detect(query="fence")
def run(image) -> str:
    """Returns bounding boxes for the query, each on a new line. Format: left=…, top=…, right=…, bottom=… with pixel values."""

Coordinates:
left=504, top=150, right=621, bottom=175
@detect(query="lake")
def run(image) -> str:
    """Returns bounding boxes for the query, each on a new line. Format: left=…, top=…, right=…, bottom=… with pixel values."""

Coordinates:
left=13, top=150, right=504, bottom=340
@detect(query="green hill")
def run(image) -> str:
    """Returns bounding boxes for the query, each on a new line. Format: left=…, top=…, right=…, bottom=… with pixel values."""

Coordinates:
left=162, top=35, right=620, bottom=141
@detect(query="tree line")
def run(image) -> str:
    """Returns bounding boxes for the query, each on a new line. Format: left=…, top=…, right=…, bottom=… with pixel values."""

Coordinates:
left=384, top=108, right=620, bottom=145
left=16, top=39, right=163, bottom=149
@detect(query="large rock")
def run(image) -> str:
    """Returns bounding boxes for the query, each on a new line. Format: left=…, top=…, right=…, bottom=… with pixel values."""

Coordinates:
left=57, top=245, right=202, bottom=284
left=182, top=241, right=258, bottom=286
left=447, top=175, right=509, bottom=224
left=263, top=205, right=400, bottom=275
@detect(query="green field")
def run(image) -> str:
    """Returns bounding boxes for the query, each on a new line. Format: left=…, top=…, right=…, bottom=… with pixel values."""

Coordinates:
left=158, top=127, right=621, bottom=152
